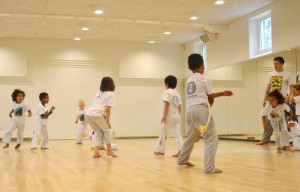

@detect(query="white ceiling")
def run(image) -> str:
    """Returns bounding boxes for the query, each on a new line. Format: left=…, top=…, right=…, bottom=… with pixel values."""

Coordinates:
left=0, top=0, right=277, bottom=44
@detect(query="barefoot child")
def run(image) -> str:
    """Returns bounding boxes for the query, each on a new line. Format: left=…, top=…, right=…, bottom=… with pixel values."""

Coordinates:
left=2, top=89, right=32, bottom=149
left=177, top=53, right=233, bottom=173
left=154, top=75, right=183, bottom=157
left=75, top=99, right=92, bottom=144
left=86, top=77, right=117, bottom=158
left=31, top=92, right=55, bottom=150
left=287, top=120, right=300, bottom=150
left=261, top=90, right=293, bottom=153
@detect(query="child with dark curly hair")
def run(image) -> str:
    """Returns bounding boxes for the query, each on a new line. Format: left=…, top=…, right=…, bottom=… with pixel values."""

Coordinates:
left=2, top=89, right=32, bottom=149
left=261, top=90, right=293, bottom=153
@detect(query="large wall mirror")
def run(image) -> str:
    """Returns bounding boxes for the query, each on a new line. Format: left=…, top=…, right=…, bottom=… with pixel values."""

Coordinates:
left=206, top=48, right=299, bottom=141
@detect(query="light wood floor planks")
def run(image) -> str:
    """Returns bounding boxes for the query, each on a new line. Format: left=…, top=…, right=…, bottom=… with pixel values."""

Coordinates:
left=0, top=138, right=299, bottom=192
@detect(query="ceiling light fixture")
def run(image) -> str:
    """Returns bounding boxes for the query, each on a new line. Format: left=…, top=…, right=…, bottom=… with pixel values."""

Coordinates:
left=94, top=10, right=104, bottom=15
left=190, top=16, right=198, bottom=21
left=215, top=0, right=225, bottom=5
left=163, top=31, right=171, bottom=35
left=74, top=37, right=81, bottom=41
left=81, top=27, right=89, bottom=31
left=148, top=40, right=156, bottom=44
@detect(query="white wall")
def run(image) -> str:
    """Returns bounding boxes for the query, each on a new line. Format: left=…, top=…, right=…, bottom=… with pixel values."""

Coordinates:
left=0, top=38, right=185, bottom=139
left=185, top=0, right=300, bottom=70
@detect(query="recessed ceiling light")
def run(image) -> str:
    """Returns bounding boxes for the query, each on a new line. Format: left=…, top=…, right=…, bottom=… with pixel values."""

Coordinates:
left=215, top=0, right=225, bottom=5
left=94, top=10, right=104, bottom=15
left=81, top=27, right=89, bottom=31
left=74, top=37, right=81, bottom=41
left=190, top=16, right=198, bottom=21
left=148, top=40, right=156, bottom=44
left=163, top=31, right=171, bottom=35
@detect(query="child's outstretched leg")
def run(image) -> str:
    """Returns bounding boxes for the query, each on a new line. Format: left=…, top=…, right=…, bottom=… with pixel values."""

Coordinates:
left=15, top=123, right=25, bottom=149
left=270, top=121, right=281, bottom=153
left=154, top=126, right=167, bottom=155
left=93, top=146, right=102, bottom=158
left=202, top=118, right=222, bottom=173
left=172, top=120, right=183, bottom=157
left=2, top=121, right=18, bottom=148
left=31, top=122, right=42, bottom=150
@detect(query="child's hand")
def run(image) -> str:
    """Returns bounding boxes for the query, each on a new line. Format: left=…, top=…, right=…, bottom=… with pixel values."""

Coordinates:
left=28, top=113, right=32, bottom=118
left=161, top=117, right=166, bottom=124
left=223, top=90, right=233, bottom=96
left=51, top=106, right=55, bottom=110
left=288, top=123, right=295, bottom=128
left=9, top=114, right=13, bottom=118
left=107, top=122, right=112, bottom=129
left=75, top=120, right=78, bottom=124
left=263, top=127, right=269, bottom=132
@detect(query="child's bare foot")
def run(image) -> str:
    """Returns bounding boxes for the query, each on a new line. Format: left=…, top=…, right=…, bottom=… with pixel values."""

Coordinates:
left=41, top=147, right=49, bottom=150
left=277, top=148, right=282, bottom=153
left=3, top=143, right=9, bottom=148
left=93, top=154, right=102, bottom=158
left=172, top=152, right=180, bottom=157
left=256, top=141, right=267, bottom=145
left=15, top=144, right=21, bottom=149
left=107, top=152, right=117, bottom=157
left=75, top=142, right=82, bottom=144
left=99, top=146, right=105, bottom=150
left=212, top=168, right=223, bottom=173
left=184, top=162, right=195, bottom=166
left=284, top=146, right=293, bottom=151
left=30, top=147, right=37, bottom=150
left=154, top=152, right=165, bottom=155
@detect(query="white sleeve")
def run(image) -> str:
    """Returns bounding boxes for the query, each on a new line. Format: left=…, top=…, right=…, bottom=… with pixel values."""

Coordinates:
left=178, top=94, right=182, bottom=105
left=107, top=93, right=116, bottom=108
left=36, top=106, right=44, bottom=116
left=206, top=79, right=213, bottom=95
left=268, top=72, right=272, bottom=84
left=24, top=104, right=30, bottom=112
left=162, top=90, right=171, bottom=103
left=283, top=103, right=290, bottom=112
left=260, top=105, right=269, bottom=116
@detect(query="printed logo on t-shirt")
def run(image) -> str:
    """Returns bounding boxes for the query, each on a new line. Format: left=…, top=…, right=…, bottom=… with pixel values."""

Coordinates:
left=187, top=81, right=196, bottom=95
left=270, top=111, right=280, bottom=118
left=171, top=96, right=179, bottom=108
left=14, top=107, right=23, bottom=116
left=79, top=114, right=85, bottom=121
left=271, top=76, right=283, bottom=91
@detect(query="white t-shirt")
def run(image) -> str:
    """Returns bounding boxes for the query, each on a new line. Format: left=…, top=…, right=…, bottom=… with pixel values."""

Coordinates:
left=78, top=109, right=87, bottom=124
left=162, top=89, right=182, bottom=115
left=186, top=73, right=213, bottom=107
left=268, top=71, right=292, bottom=97
left=294, top=95, right=300, bottom=116
left=36, top=104, right=49, bottom=123
left=86, top=91, right=115, bottom=117
left=12, top=102, right=30, bottom=123
left=260, top=103, right=290, bottom=121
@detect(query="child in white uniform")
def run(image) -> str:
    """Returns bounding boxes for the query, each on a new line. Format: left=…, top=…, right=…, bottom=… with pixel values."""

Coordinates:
left=291, top=84, right=300, bottom=122
left=177, top=54, right=233, bottom=173
left=31, top=92, right=55, bottom=150
left=261, top=90, right=293, bottom=153
left=2, top=89, right=32, bottom=149
left=75, top=99, right=92, bottom=144
left=154, top=75, right=183, bottom=157
left=287, top=121, right=300, bottom=150
left=86, top=77, right=117, bottom=158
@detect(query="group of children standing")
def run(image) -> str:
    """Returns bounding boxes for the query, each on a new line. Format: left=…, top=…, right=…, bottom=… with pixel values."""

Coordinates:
left=2, top=90, right=54, bottom=150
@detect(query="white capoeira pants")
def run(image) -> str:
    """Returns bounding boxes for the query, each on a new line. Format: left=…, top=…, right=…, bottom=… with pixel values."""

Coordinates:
left=177, top=105, right=218, bottom=173
left=269, top=119, right=290, bottom=148
left=31, top=121, right=48, bottom=148
left=2, top=120, right=25, bottom=145
left=76, top=123, right=91, bottom=143
left=86, top=116, right=111, bottom=147
left=154, top=113, right=183, bottom=153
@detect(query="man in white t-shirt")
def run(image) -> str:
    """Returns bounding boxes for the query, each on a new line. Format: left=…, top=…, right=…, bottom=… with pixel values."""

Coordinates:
left=257, top=57, right=293, bottom=145
left=177, top=53, right=233, bottom=173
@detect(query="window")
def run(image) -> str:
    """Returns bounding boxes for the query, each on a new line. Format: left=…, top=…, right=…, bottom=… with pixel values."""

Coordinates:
left=193, top=42, right=207, bottom=71
left=249, top=10, right=272, bottom=58
left=260, top=16, right=272, bottom=52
